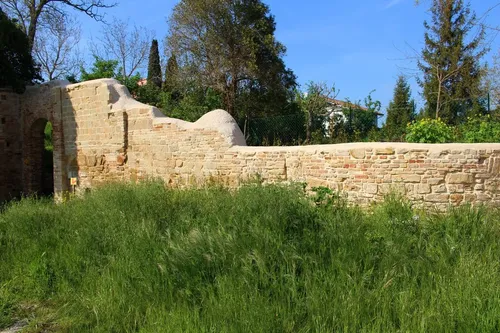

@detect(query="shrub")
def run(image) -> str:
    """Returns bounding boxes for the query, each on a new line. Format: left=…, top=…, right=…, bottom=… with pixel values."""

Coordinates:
left=457, top=115, right=500, bottom=143
left=405, top=118, right=454, bottom=143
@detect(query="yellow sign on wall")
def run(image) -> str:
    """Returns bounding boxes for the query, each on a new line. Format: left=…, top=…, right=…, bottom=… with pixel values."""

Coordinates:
left=70, top=178, right=77, bottom=186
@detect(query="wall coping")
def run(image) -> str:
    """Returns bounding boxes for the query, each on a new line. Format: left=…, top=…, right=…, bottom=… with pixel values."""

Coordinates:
left=229, top=142, right=500, bottom=153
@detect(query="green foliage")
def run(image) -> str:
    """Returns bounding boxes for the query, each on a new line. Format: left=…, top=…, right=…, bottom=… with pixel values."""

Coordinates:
left=328, top=93, right=381, bottom=143
left=1, top=183, right=500, bottom=331
left=0, top=9, right=40, bottom=93
left=244, top=111, right=305, bottom=146
left=165, top=87, right=223, bottom=122
left=406, top=118, right=454, bottom=143
left=419, top=0, right=487, bottom=124
left=164, top=54, right=179, bottom=97
left=80, top=56, right=142, bottom=96
left=166, top=0, right=296, bottom=117
left=384, top=75, right=415, bottom=141
left=44, top=122, right=53, bottom=152
left=296, top=82, right=336, bottom=143
left=147, top=39, right=162, bottom=88
left=456, top=115, right=500, bottom=143
left=80, top=56, right=119, bottom=81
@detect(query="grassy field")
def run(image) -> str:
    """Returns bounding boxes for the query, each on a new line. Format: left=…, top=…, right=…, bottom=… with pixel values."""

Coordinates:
left=1, top=183, right=499, bottom=332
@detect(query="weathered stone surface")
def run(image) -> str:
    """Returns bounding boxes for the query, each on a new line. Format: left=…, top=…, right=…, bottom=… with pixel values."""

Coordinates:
left=364, top=183, right=378, bottom=194
left=446, top=173, right=474, bottom=184
left=416, top=184, right=431, bottom=194
left=86, top=155, right=97, bottom=167
left=433, top=184, right=447, bottom=193
left=375, top=148, right=395, bottom=155
left=116, top=154, right=127, bottom=166
left=401, top=174, right=421, bottom=183
left=426, top=194, right=450, bottom=202
left=349, top=149, right=365, bottom=159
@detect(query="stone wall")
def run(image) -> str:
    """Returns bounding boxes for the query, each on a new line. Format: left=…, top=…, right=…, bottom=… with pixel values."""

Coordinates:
left=0, top=89, right=22, bottom=202
left=1, top=79, right=499, bottom=209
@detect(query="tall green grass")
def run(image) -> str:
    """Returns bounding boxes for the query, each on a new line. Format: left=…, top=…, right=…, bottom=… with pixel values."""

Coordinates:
left=1, top=183, right=499, bottom=332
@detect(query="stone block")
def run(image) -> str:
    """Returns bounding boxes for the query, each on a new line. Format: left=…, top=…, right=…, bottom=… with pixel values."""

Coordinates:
left=446, top=173, right=474, bottom=184
left=447, top=184, right=464, bottom=193
left=427, top=178, right=444, bottom=185
left=432, top=184, right=447, bottom=193
left=375, top=148, right=395, bottom=155
left=425, top=194, right=449, bottom=202
left=364, top=183, right=378, bottom=194
left=401, top=174, right=421, bottom=183
left=450, top=194, right=464, bottom=203
left=378, top=184, right=406, bottom=195
left=349, top=149, right=365, bottom=159
left=416, top=184, right=431, bottom=194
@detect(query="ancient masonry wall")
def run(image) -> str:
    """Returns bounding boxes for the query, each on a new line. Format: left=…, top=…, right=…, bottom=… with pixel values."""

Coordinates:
left=61, top=80, right=500, bottom=209
left=1, top=79, right=499, bottom=209
left=0, top=89, right=22, bottom=202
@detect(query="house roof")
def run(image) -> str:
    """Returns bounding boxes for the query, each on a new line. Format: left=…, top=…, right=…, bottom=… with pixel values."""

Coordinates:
left=325, top=97, right=383, bottom=116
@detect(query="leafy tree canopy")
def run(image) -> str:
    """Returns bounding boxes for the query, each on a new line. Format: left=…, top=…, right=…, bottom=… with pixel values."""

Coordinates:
left=419, top=0, right=487, bottom=124
left=0, top=9, right=40, bottom=93
left=166, top=0, right=296, bottom=119
left=80, top=55, right=141, bottom=94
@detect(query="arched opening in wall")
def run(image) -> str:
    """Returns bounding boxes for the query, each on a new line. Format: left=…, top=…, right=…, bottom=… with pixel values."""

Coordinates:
left=28, top=118, right=54, bottom=196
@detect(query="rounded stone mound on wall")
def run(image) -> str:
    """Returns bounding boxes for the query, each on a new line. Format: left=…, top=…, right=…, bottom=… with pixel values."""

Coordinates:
left=192, top=109, right=247, bottom=146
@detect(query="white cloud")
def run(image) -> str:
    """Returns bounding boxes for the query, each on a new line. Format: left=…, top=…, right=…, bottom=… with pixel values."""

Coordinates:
left=385, top=0, right=404, bottom=9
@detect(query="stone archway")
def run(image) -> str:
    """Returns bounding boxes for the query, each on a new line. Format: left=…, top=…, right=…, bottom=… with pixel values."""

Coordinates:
left=25, top=118, right=54, bottom=196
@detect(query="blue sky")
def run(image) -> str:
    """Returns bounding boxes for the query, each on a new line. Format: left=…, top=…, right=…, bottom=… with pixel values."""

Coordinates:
left=78, top=0, right=500, bottom=119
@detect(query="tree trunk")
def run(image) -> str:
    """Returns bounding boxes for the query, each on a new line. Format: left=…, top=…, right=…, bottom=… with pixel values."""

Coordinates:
left=436, top=81, right=442, bottom=119
left=224, top=76, right=237, bottom=117
left=306, top=110, right=312, bottom=143
left=27, top=16, right=38, bottom=53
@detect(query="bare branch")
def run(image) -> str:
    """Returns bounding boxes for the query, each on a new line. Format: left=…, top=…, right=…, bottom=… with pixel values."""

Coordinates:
left=0, top=0, right=115, bottom=50
left=33, top=12, right=82, bottom=80
left=96, top=17, right=153, bottom=80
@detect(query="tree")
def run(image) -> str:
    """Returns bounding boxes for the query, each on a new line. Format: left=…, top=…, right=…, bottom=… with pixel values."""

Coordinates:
left=33, top=13, right=81, bottom=80
left=384, top=75, right=415, bottom=141
left=164, top=54, right=179, bottom=92
left=96, top=18, right=153, bottom=81
left=0, top=0, right=115, bottom=52
left=419, top=0, right=487, bottom=124
left=0, top=9, right=40, bottom=93
left=147, top=39, right=162, bottom=88
left=486, top=50, right=500, bottom=108
left=80, top=56, right=118, bottom=81
left=166, top=0, right=296, bottom=118
left=80, top=55, right=141, bottom=95
left=296, top=82, right=337, bottom=143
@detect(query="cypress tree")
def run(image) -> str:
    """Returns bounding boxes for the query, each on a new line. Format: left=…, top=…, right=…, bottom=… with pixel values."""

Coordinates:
left=384, top=75, right=415, bottom=141
left=419, top=0, right=487, bottom=124
left=147, top=39, right=162, bottom=88
left=164, top=54, right=178, bottom=91
left=164, top=54, right=181, bottom=100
